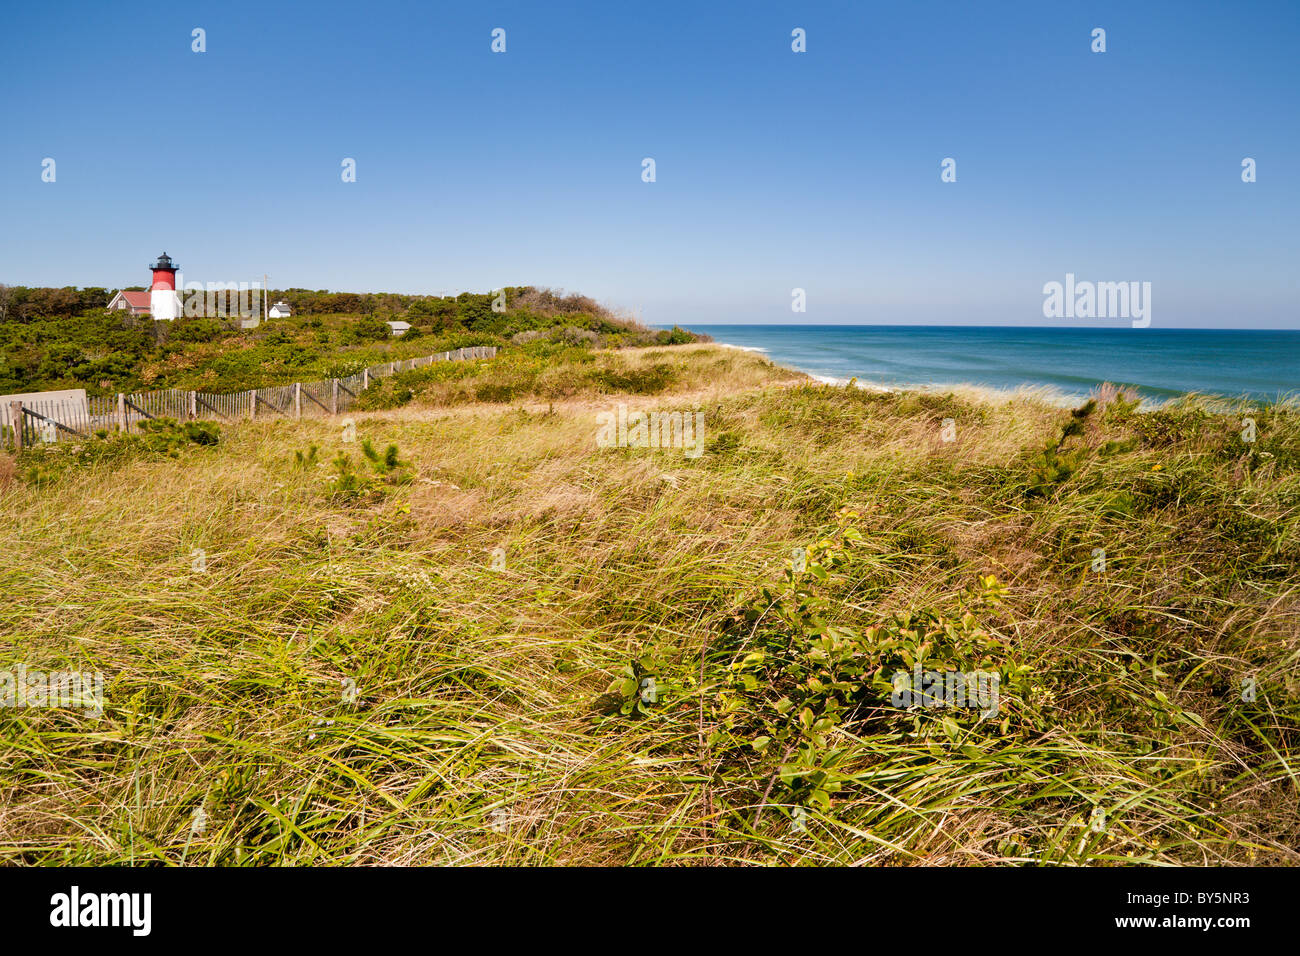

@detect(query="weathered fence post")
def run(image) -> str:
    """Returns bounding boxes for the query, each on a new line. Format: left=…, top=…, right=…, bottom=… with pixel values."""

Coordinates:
left=116, top=393, right=126, bottom=433
left=8, top=401, right=22, bottom=453
left=249, top=390, right=257, bottom=421
left=331, top=379, right=339, bottom=415
left=188, top=391, right=197, bottom=420
left=294, top=383, right=302, bottom=418
left=363, top=368, right=369, bottom=390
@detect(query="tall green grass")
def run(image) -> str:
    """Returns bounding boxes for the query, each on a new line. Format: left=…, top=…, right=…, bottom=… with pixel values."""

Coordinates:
left=0, top=346, right=1295, bottom=865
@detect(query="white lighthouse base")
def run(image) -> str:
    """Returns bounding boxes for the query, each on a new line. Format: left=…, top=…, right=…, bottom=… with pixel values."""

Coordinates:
left=150, top=289, right=182, bottom=320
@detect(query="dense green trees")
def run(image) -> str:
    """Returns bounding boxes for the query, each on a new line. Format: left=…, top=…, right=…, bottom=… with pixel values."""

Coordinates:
left=0, top=285, right=112, bottom=322
left=0, top=310, right=156, bottom=395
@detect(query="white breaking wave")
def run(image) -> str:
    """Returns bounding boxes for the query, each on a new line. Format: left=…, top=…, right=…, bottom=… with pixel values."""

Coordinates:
left=810, top=373, right=894, bottom=393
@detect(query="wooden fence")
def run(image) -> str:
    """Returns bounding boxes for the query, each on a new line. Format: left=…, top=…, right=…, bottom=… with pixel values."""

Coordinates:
left=3, top=346, right=497, bottom=450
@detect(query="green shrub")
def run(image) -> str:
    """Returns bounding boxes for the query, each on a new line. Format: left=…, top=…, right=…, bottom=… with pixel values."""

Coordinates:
left=1026, top=400, right=1097, bottom=498
left=17, top=417, right=221, bottom=485
left=324, top=440, right=412, bottom=500
left=601, top=513, right=1032, bottom=816
left=590, top=363, right=676, bottom=394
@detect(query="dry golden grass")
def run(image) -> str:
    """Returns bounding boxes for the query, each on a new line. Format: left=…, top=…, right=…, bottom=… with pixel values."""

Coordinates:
left=1, top=344, right=1297, bottom=865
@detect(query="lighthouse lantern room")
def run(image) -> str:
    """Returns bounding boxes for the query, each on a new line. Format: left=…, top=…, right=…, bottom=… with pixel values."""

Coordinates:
left=149, top=252, right=181, bottom=321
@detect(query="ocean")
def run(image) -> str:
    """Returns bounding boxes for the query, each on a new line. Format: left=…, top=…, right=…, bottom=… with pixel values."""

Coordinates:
left=683, top=326, right=1300, bottom=403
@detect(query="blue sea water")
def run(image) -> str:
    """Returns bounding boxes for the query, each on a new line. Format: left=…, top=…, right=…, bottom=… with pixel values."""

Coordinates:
left=682, top=326, right=1300, bottom=403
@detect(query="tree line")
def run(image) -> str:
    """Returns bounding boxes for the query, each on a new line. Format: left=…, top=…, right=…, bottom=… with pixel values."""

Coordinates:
left=0, top=284, right=612, bottom=324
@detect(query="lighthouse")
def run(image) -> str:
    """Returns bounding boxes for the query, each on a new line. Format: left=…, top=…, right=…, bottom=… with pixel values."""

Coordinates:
left=149, top=252, right=182, bottom=320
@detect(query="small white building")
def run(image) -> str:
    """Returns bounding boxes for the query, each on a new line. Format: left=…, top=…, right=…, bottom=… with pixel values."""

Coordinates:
left=386, top=320, right=411, bottom=336
left=268, top=300, right=292, bottom=319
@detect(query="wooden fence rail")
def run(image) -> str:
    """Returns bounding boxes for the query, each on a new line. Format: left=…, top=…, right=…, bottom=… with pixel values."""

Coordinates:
left=3, top=345, right=497, bottom=448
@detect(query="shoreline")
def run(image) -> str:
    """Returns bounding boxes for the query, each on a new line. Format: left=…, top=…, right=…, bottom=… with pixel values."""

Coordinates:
left=707, top=338, right=1295, bottom=410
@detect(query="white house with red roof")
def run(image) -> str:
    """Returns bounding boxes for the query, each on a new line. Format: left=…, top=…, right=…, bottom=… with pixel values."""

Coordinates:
left=106, top=290, right=152, bottom=315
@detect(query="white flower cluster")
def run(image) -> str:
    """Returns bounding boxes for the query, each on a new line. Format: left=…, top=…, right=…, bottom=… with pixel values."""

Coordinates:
left=395, top=567, right=435, bottom=590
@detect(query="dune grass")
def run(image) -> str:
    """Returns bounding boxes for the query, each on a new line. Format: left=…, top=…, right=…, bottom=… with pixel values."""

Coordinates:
left=1, top=343, right=1297, bottom=865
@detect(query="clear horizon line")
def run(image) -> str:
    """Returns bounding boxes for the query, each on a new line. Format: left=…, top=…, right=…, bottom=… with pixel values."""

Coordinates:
left=663, top=322, right=1300, bottom=332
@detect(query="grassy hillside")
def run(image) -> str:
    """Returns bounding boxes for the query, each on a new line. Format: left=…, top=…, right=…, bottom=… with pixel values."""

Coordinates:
left=1, top=344, right=1297, bottom=865
left=0, top=285, right=701, bottom=397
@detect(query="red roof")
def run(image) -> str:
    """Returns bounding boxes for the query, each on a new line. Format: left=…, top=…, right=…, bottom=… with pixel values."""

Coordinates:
left=114, top=290, right=152, bottom=310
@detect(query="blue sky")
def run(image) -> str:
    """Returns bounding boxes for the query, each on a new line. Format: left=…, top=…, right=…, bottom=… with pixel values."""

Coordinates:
left=1, top=0, right=1297, bottom=327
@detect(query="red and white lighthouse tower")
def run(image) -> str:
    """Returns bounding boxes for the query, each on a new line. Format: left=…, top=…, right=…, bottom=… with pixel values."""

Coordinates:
left=149, top=252, right=181, bottom=320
